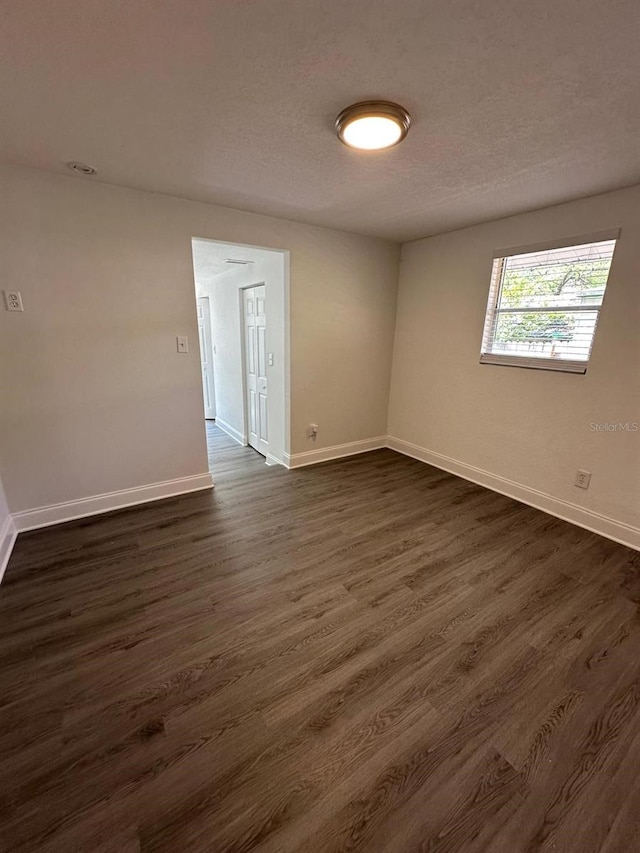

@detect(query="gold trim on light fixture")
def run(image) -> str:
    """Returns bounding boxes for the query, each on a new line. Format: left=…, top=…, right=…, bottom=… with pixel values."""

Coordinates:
left=335, top=101, right=411, bottom=151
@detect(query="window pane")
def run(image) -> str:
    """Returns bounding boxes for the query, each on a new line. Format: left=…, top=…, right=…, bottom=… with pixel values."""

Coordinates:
left=481, top=236, right=617, bottom=370
left=492, top=310, right=599, bottom=361
left=499, top=240, right=615, bottom=310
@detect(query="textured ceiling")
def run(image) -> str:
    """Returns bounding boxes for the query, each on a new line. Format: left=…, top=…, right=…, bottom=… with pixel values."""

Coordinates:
left=1, top=0, right=639, bottom=242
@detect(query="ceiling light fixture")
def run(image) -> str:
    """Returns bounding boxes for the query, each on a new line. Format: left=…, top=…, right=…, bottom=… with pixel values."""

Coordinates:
left=335, top=101, right=411, bottom=151
left=66, top=161, right=97, bottom=175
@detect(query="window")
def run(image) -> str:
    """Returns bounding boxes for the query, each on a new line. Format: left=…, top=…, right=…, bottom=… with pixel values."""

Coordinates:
left=480, top=234, right=618, bottom=373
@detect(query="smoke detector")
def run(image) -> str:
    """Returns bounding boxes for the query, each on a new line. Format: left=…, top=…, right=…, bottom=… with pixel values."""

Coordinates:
left=67, top=161, right=97, bottom=175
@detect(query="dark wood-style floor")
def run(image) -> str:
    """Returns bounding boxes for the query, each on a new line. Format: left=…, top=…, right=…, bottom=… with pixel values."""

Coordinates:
left=1, top=426, right=639, bottom=852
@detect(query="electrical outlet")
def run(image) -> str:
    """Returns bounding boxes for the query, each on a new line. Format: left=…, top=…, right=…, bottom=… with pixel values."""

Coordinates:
left=3, top=290, right=24, bottom=311
left=308, top=423, right=319, bottom=440
left=574, top=470, right=591, bottom=490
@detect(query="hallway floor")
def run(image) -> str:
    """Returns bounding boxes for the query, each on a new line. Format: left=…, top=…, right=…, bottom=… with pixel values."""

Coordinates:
left=205, top=419, right=266, bottom=477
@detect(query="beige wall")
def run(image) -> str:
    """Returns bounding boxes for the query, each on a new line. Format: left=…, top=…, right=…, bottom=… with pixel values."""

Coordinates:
left=1, top=162, right=635, bottom=538
left=0, top=164, right=399, bottom=513
left=388, top=185, right=640, bottom=530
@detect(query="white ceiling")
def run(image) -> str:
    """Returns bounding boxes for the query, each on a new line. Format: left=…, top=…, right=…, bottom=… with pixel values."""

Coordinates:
left=1, top=0, right=638, bottom=242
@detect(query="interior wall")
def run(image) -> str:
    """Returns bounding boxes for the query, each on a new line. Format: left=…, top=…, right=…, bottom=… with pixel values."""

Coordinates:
left=0, top=472, right=14, bottom=575
left=195, top=264, right=247, bottom=436
left=0, top=474, right=9, bottom=530
left=388, top=184, right=640, bottom=531
left=192, top=243, right=287, bottom=463
left=0, top=164, right=399, bottom=514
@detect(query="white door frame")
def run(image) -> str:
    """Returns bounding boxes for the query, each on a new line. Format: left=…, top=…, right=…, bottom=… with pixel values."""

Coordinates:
left=197, top=296, right=216, bottom=420
left=191, top=238, right=290, bottom=469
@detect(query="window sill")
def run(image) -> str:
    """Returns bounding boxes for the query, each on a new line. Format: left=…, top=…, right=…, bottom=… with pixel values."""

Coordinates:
left=479, top=353, right=588, bottom=374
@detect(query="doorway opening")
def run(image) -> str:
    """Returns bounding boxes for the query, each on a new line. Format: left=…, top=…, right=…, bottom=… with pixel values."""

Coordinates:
left=191, top=238, right=289, bottom=474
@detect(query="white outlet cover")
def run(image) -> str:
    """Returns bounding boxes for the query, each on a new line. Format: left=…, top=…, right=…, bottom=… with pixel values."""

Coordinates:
left=574, top=470, right=592, bottom=489
left=3, top=290, right=24, bottom=311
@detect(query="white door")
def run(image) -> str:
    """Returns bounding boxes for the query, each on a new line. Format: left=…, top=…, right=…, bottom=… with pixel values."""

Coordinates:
left=197, top=297, right=216, bottom=420
left=243, top=285, right=268, bottom=456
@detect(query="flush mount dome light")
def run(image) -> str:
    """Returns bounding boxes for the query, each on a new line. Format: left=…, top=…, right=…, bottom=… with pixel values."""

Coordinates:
left=335, top=101, right=411, bottom=151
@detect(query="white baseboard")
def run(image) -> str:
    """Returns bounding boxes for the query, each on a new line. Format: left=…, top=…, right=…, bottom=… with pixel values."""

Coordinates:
left=0, top=515, right=18, bottom=583
left=4, top=431, right=635, bottom=590
left=387, top=436, right=640, bottom=552
left=265, top=453, right=284, bottom=467
left=284, top=436, right=387, bottom=469
left=215, top=418, right=247, bottom=447
left=11, top=473, right=214, bottom=533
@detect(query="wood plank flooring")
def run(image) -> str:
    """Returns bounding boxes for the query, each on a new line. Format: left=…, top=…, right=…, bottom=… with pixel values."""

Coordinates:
left=1, top=424, right=639, bottom=852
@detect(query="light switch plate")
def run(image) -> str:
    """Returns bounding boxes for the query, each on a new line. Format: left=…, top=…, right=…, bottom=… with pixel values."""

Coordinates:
left=3, top=290, right=24, bottom=311
left=176, top=335, right=189, bottom=353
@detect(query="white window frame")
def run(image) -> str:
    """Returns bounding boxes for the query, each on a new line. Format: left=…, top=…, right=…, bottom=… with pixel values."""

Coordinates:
left=480, top=230, right=619, bottom=374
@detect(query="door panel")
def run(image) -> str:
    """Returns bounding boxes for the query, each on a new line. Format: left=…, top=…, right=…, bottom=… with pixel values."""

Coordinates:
left=259, top=391, right=268, bottom=443
left=249, top=387, right=257, bottom=436
left=257, top=326, right=267, bottom=378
